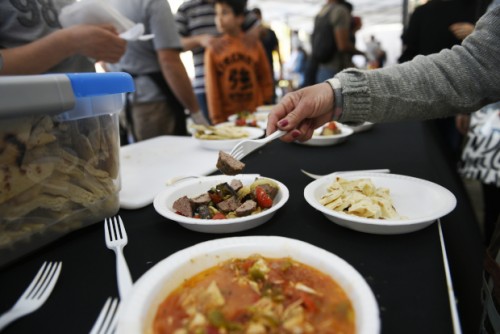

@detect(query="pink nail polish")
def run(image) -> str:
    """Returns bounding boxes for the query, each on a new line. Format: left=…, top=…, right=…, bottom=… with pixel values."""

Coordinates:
left=291, top=130, right=301, bottom=138
left=278, top=119, right=289, bottom=127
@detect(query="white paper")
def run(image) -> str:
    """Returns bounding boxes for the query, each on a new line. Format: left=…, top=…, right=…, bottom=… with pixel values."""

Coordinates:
left=59, top=0, right=135, bottom=32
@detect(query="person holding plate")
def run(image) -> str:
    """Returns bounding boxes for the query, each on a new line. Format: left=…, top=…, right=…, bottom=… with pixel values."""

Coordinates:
left=0, top=0, right=126, bottom=74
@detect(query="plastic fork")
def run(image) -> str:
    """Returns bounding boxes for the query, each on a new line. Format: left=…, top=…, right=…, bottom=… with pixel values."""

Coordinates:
left=90, top=297, right=120, bottom=334
left=104, top=216, right=133, bottom=299
left=229, top=130, right=287, bottom=160
left=0, top=261, right=62, bottom=331
left=300, top=168, right=391, bottom=179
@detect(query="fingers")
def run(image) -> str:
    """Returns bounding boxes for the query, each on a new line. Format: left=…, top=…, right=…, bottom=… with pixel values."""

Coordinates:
left=96, top=23, right=119, bottom=35
left=267, top=83, right=335, bottom=142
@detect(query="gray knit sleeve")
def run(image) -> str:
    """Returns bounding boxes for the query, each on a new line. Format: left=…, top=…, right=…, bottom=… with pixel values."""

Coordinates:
left=335, top=6, right=500, bottom=124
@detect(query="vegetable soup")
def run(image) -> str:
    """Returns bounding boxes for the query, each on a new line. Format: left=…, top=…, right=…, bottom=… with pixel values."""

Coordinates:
left=153, top=255, right=355, bottom=334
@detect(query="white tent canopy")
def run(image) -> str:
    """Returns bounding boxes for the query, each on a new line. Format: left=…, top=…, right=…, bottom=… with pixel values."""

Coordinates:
left=247, top=0, right=404, bottom=33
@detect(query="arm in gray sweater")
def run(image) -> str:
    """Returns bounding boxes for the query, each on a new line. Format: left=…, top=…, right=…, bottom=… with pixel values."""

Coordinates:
left=336, top=6, right=500, bottom=124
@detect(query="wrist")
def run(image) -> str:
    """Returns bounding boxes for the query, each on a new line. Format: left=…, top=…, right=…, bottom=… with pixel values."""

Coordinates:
left=326, top=78, right=343, bottom=121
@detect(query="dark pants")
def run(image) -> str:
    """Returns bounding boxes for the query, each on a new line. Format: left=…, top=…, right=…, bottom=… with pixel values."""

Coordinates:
left=196, top=92, right=211, bottom=125
left=483, top=183, right=500, bottom=245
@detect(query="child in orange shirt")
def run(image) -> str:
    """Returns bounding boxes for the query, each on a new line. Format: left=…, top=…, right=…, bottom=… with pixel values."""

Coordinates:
left=205, top=0, right=274, bottom=124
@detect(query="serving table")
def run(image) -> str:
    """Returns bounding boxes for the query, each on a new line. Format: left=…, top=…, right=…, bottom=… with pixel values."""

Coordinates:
left=0, top=121, right=483, bottom=334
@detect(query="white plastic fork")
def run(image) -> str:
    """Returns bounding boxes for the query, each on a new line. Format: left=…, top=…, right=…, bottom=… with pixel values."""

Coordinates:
left=90, top=297, right=120, bottom=334
left=104, top=216, right=133, bottom=300
left=0, top=261, right=62, bottom=331
left=301, top=168, right=391, bottom=179
left=229, top=130, right=287, bottom=160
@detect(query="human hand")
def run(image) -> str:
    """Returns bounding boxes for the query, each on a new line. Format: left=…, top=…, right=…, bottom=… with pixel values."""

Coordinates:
left=191, top=111, right=210, bottom=126
left=449, top=23, right=475, bottom=40
left=266, top=83, right=335, bottom=142
left=69, top=24, right=127, bottom=63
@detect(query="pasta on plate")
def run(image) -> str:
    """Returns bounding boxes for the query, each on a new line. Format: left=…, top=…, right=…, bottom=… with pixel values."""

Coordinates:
left=192, top=124, right=249, bottom=140
left=319, top=177, right=401, bottom=219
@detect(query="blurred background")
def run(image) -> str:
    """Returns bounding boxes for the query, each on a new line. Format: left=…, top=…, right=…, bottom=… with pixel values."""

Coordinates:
left=169, top=0, right=428, bottom=76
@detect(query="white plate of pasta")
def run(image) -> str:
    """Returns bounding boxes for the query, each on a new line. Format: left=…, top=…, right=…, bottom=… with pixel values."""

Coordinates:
left=192, top=124, right=264, bottom=151
left=304, top=172, right=456, bottom=234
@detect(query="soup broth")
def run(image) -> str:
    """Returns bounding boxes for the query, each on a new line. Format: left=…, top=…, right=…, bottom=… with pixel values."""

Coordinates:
left=153, top=255, right=355, bottom=334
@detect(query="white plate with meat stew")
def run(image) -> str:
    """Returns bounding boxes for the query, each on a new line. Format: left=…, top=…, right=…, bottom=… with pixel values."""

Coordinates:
left=153, top=174, right=289, bottom=233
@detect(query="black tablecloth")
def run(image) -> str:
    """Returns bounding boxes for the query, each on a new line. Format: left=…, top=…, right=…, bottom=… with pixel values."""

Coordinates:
left=0, top=121, right=484, bottom=334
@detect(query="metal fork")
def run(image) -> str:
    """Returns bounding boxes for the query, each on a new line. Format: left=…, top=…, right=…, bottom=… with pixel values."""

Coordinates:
left=90, top=297, right=120, bottom=334
left=229, top=130, right=287, bottom=160
left=301, top=168, right=391, bottom=179
left=0, top=261, right=62, bottom=331
left=104, top=216, right=133, bottom=299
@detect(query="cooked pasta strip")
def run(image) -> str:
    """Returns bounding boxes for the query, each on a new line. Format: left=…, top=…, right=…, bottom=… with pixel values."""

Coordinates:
left=320, top=177, right=401, bottom=219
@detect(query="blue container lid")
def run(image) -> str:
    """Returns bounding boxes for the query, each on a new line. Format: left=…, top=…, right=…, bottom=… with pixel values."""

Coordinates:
left=0, top=72, right=135, bottom=118
left=66, top=72, right=135, bottom=97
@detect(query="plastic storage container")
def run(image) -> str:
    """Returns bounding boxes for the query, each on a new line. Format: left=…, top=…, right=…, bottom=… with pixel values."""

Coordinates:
left=0, top=72, right=134, bottom=267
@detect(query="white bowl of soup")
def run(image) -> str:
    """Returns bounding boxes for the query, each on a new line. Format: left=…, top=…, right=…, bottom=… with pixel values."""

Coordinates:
left=116, top=236, right=380, bottom=334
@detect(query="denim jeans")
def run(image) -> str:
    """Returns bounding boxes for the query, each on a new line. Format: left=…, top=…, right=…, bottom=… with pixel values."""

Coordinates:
left=196, top=92, right=211, bottom=124
left=316, top=66, right=337, bottom=84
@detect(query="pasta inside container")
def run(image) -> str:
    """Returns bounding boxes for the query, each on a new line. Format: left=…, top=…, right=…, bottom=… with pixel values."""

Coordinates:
left=0, top=73, right=134, bottom=267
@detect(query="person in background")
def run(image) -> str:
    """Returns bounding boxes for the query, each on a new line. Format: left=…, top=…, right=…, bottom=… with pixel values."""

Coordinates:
left=266, top=7, right=499, bottom=333
left=204, top=0, right=273, bottom=124
left=251, top=7, right=282, bottom=103
left=307, top=0, right=363, bottom=85
left=398, top=0, right=478, bottom=163
left=283, top=31, right=308, bottom=89
left=454, top=0, right=500, bottom=246
left=0, top=0, right=126, bottom=75
left=175, top=0, right=260, bottom=123
left=107, top=0, right=208, bottom=142
left=365, top=35, right=386, bottom=69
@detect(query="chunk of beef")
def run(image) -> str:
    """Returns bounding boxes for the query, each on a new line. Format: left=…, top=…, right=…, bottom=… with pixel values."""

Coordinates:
left=216, top=196, right=240, bottom=213
left=256, top=184, right=279, bottom=199
left=216, top=151, right=245, bottom=175
left=229, top=179, right=243, bottom=192
left=235, top=199, right=257, bottom=217
left=191, top=193, right=211, bottom=206
left=173, top=196, right=193, bottom=217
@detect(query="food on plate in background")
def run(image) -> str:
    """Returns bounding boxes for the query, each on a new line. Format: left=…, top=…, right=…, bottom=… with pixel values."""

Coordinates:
left=234, top=111, right=259, bottom=127
left=172, top=178, right=279, bottom=219
left=192, top=124, right=249, bottom=140
left=320, top=122, right=341, bottom=136
left=152, top=254, right=355, bottom=334
left=320, top=177, right=401, bottom=219
left=216, top=151, right=245, bottom=175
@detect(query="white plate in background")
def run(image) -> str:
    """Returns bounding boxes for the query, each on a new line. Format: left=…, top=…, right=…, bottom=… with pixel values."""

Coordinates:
left=304, top=172, right=456, bottom=234
left=297, top=122, right=354, bottom=146
left=347, top=122, right=374, bottom=133
left=193, top=126, right=264, bottom=151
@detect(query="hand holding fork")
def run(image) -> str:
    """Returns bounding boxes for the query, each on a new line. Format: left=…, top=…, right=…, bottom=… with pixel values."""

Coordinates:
left=104, top=216, right=133, bottom=299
